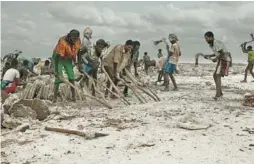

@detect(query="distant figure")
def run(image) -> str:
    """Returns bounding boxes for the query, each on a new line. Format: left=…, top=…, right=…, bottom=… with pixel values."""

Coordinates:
left=143, top=52, right=151, bottom=75
left=41, top=60, right=54, bottom=75
left=1, top=59, right=25, bottom=94
left=240, top=43, right=254, bottom=82
left=158, top=49, right=163, bottom=58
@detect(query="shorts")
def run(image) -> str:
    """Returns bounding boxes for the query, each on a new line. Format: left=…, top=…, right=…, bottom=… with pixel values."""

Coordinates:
left=163, top=61, right=176, bottom=74
left=82, top=64, right=92, bottom=73
left=1, top=80, right=17, bottom=94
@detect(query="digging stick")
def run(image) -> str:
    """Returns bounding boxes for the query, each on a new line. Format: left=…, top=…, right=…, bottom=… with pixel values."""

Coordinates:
left=124, top=69, right=160, bottom=101
left=56, top=74, right=113, bottom=109
left=45, top=126, right=109, bottom=139
left=101, top=65, right=131, bottom=104
left=81, top=71, right=130, bottom=105
left=117, top=77, right=146, bottom=104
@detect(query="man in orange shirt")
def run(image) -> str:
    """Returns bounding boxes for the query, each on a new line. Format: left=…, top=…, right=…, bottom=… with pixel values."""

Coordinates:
left=52, top=29, right=81, bottom=102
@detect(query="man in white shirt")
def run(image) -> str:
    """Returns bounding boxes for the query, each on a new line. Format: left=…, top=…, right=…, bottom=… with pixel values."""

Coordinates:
left=204, top=31, right=231, bottom=100
left=1, top=59, right=24, bottom=94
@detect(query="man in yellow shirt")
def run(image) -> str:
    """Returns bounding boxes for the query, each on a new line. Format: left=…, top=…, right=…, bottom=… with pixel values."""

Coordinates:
left=52, top=29, right=81, bottom=102
left=241, top=43, right=254, bottom=82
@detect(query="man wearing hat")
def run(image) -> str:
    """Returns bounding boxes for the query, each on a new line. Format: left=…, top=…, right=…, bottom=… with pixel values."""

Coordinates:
left=52, top=29, right=81, bottom=102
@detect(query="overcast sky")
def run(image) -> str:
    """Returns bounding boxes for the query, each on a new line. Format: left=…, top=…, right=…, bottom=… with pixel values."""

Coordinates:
left=1, top=1, right=254, bottom=63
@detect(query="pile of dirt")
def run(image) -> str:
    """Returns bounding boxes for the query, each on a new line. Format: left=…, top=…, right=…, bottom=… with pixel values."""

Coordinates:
left=243, top=92, right=254, bottom=107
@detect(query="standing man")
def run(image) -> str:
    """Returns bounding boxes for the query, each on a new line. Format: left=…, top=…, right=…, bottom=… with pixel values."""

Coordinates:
left=131, top=41, right=141, bottom=77
left=158, top=49, right=163, bottom=58
left=143, top=52, right=151, bottom=75
left=102, top=40, right=133, bottom=98
left=162, top=34, right=180, bottom=91
left=204, top=31, right=231, bottom=100
left=52, top=29, right=81, bottom=102
left=240, top=43, right=254, bottom=82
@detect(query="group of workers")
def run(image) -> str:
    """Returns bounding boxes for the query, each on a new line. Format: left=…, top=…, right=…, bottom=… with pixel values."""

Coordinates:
left=1, top=27, right=253, bottom=102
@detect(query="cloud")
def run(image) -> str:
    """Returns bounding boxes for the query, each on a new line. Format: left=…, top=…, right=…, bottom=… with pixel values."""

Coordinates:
left=1, top=1, right=254, bottom=63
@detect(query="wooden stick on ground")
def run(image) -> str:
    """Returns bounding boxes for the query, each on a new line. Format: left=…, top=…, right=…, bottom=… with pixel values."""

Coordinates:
left=56, top=75, right=113, bottom=109
left=45, top=126, right=109, bottom=139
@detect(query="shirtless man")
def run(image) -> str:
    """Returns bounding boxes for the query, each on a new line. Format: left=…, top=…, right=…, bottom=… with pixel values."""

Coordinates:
left=162, top=34, right=180, bottom=91
left=102, top=40, right=133, bottom=98
left=240, top=43, right=254, bottom=82
left=204, top=31, right=231, bottom=100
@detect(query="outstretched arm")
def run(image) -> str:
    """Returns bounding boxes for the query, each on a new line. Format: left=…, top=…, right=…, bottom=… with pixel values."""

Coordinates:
left=241, top=43, right=248, bottom=53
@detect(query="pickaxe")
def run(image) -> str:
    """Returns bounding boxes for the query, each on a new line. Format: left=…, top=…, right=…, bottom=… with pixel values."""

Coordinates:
left=240, top=33, right=254, bottom=46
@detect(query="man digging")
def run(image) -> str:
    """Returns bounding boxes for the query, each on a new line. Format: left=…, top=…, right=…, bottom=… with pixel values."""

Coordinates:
left=52, top=29, right=81, bottom=102
left=102, top=40, right=133, bottom=98
left=240, top=43, right=254, bottom=82
left=78, top=39, right=108, bottom=96
left=204, top=31, right=231, bottom=100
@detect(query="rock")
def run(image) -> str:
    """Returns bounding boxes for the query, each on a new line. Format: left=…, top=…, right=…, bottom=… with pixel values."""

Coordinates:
left=16, top=123, right=30, bottom=132
left=205, top=81, right=212, bottom=86
left=19, top=99, right=50, bottom=121
left=2, top=94, right=20, bottom=114
left=9, top=104, right=37, bottom=119
left=2, top=115, right=22, bottom=129
left=1, top=90, right=9, bottom=104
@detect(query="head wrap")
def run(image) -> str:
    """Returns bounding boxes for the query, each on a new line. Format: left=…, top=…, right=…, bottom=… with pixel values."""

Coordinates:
left=168, top=33, right=178, bottom=42
left=69, top=29, right=80, bottom=37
